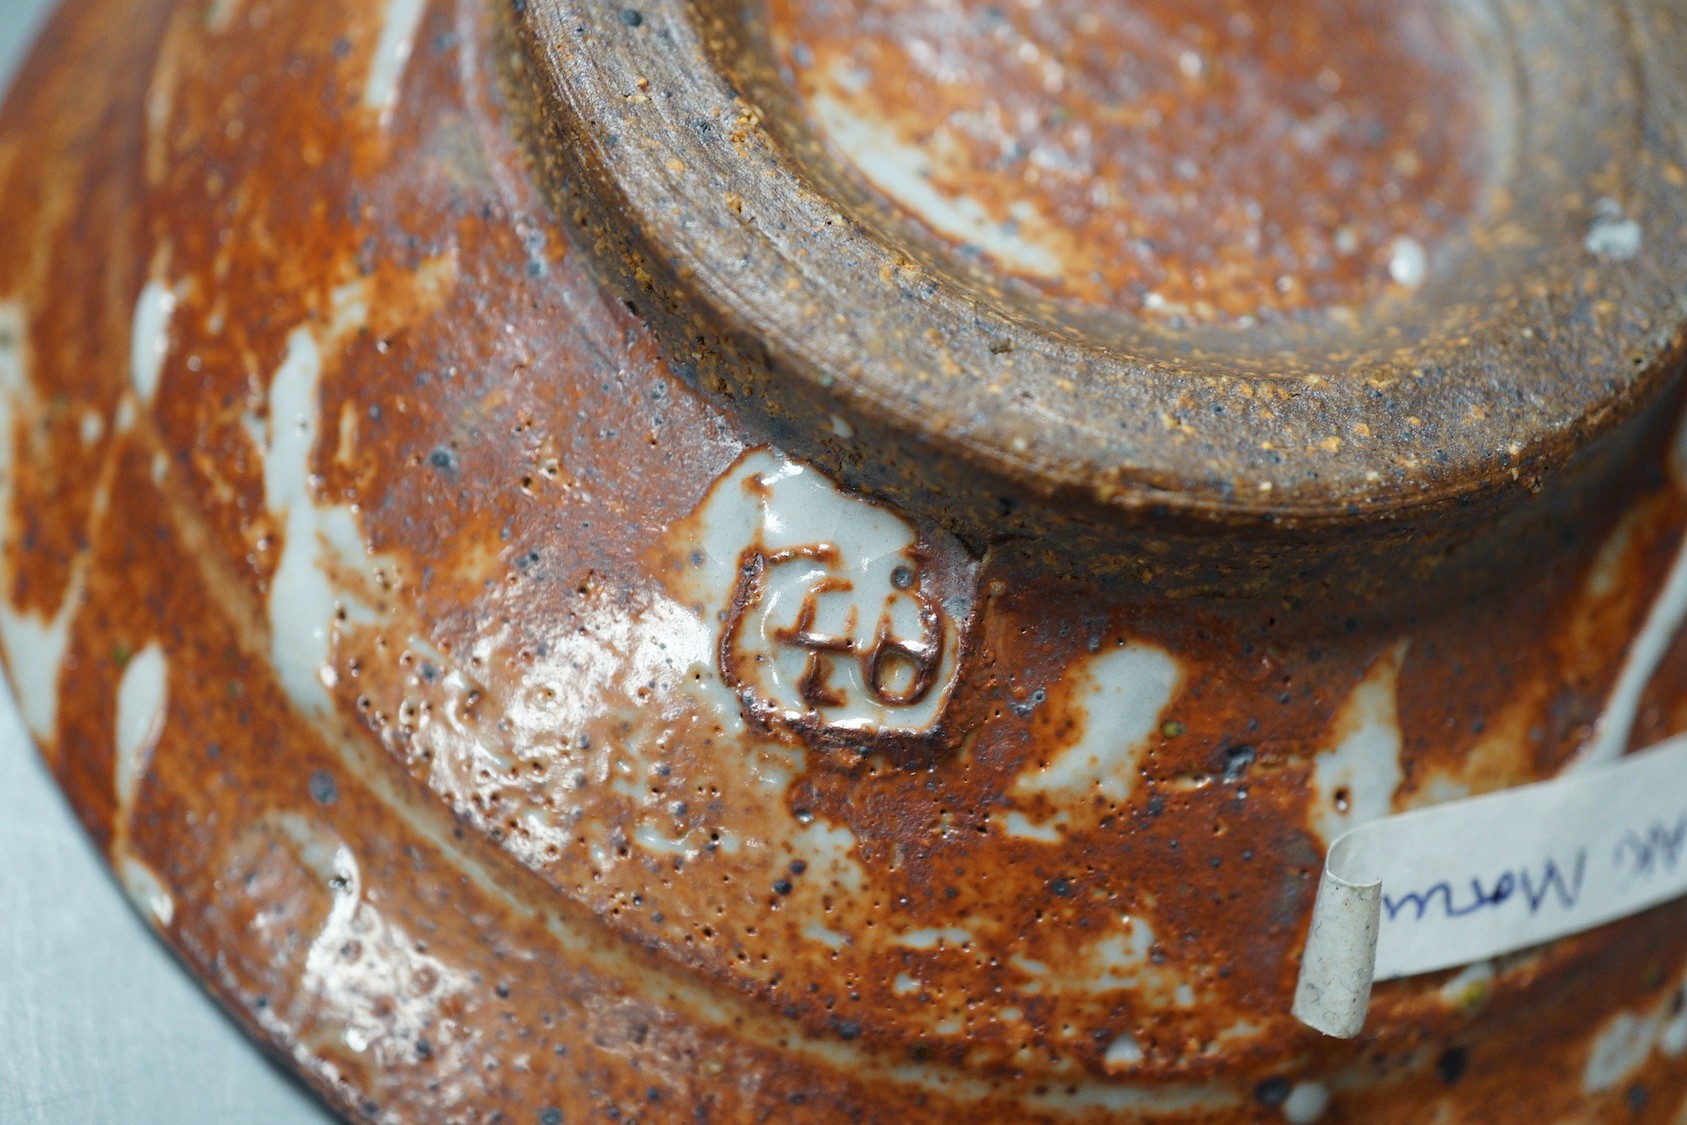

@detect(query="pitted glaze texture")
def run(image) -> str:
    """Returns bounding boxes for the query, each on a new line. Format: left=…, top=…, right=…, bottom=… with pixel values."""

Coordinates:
left=3, top=0, right=1687, bottom=1122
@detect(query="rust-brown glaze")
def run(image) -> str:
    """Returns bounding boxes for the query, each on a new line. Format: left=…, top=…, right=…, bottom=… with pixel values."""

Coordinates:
left=5, top=0, right=1687, bottom=1122
left=766, top=0, right=1491, bottom=323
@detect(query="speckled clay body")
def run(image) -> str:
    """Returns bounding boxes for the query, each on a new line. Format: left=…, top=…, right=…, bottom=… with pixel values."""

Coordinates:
left=5, top=0, right=1687, bottom=1121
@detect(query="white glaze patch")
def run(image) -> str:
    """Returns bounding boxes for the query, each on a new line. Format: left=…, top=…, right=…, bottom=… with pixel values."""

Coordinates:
left=1662, top=989, right=1687, bottom=1058
left=791, top=819, right=866, bottom=893
left=893, top=927, right=972, bottom=950
left=1387, top=236, right=1427, bottom=288
left=115, top=643, right=168, bottom=810
left=1587, top=506, right=1646, bottom=600
left=1309, top=639, right=1410, bottom=844
left=261, top=325, right=395, bottom=715
left=1585, top=198, right=1642, bottom=261
left=995, top=809, right=1064, bottom=842
left=0, top=301, right=29, bottom=517
left=1437, top=958, right=1495, bottom=1011
left=1576, top=973, right=1687, bottom=1092
left=205, top=0, right=243, bottom=33
left=0, top=573, right=83, bottom=743
left=0, top=299, right=85, bottom=741
left=271, top=815, right=474, bottom=1066
left=1212, top=1019, right=1265, bottom=1051
left=1282, top=1081, right=1331, bottom=1123
left=1022, top=1075, right=1226, bottom=1115
left=1584, top=1009, right=1659, bottom=1093
left=1073, top=915, right=1191, bottom=1007
left=808, top=86, right=1065, bottom=280
left=117, top=853, right=175, bottom=927
left=803, top=922, right=848, bottom=950
left=1016, top=643, right=1181, bottom=802
left=630, top=823, right=694, bottom=856
left=79, top=409, right=103, bottom=446
left=500, top=595, right=716, bottom=746
left=1578, top=444, right=1687, bottom=770
left=129, top=279, right=176, bottom=405
left=681, top=448, right=972, bottom=739
left=265, top=329, right=337, bottom=713
left=364, top=0, right=428, bottom=126
left=1103, top=1033, right=1144, bottom=1068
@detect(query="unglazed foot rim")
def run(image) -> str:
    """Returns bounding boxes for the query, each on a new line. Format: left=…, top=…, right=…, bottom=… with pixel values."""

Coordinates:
left=511, top=0, right=1687, bottom=529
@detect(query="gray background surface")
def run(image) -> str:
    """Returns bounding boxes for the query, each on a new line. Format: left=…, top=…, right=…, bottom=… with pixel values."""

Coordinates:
left=0, top=4, right=336, bottom=1121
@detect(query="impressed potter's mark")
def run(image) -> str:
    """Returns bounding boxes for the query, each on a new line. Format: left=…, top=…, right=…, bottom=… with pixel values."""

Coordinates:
left=725, top=544, right=943, bottom=714
left=687, top=449, right=978, bottom=754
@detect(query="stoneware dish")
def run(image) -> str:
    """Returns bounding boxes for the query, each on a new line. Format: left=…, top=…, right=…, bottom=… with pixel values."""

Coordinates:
left=5, top=0, right=1687, bottom=1120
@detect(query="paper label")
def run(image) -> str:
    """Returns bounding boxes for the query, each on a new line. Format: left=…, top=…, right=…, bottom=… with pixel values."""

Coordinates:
left=1295, top=494, right=1687, bottom=1039
left=1293, top=733, right=1687, bottom=1037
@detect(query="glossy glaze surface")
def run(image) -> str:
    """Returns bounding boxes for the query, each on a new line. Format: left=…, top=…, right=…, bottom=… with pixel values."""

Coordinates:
left=4, top=0, right=1687, bottom=1121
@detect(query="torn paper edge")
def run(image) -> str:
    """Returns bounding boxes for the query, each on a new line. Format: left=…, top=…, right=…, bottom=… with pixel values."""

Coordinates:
left=1293, top=733, right=1687, bottom=1037
left=1293, top=834, right=1382, bottom=1037
left=1295, top=523, right=1687, bottom=1037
